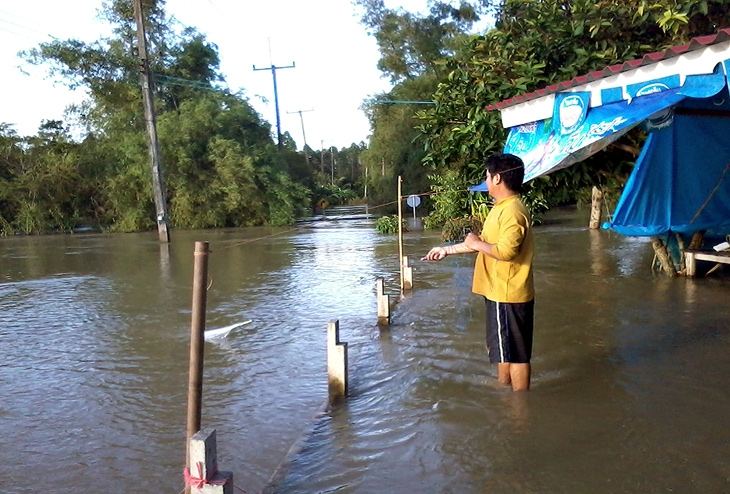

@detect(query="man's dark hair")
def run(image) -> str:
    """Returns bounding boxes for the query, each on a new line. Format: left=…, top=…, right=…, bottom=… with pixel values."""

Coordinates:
left=485, top=153, right=525, bottom=193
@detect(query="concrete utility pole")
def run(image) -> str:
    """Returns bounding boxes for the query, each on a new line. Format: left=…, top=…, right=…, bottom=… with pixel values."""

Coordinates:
left=330, top=146, right=335, bottom=185
left=320, top=140, right=325, bottom=174
left=287, top=109, right=313, bottom=149
left=133, top=0, right=170, bottom=243
left=253, top=62, right=295, bottom=148
left=287, top=108, right=313, bottom=162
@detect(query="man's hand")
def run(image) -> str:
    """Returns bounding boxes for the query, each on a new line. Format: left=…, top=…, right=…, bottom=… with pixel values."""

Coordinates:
left=422, top=246, right=447, bottom=261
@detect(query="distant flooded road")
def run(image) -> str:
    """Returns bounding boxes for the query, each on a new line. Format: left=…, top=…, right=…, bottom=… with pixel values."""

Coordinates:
left=1, top=206, right=728, bottom=493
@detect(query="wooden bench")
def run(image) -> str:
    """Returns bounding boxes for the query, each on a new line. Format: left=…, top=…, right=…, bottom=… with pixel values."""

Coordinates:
left=685, top=249, right=730, bottom=276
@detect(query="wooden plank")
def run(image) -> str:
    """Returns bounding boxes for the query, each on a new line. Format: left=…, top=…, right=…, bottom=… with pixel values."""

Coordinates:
left=692, top=252, right=730, bottom=263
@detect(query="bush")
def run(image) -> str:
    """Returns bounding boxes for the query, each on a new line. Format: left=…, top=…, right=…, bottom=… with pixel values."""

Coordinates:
left=441, top=215, right=482, bottom=242
left=375, top=215, right=407, bottom=234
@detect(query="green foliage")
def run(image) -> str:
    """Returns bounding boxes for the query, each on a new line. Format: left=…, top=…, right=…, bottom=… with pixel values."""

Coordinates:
left=441, top=215, right=482, bottom=242
left=356, top=0, right=489, bottom=83
left=414, top=0, right=730, bottom=221
left=422, top=169, right=469, bottom=230
left=375, top=214, right=406, bottom=234
left=1, top=1, right=326, bottom=234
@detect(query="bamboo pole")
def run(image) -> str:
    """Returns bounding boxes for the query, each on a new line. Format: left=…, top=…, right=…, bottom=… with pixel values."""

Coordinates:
left=186, top=241, right=209, bottom=473
left=397, top=176, right=404, bottom=292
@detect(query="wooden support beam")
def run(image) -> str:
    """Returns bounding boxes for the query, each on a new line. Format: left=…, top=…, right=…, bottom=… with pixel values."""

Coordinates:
left=684, top=249, right=730, bottom=277
left=327, top=320, right=348, bottom=400
left=651, top=238, right=676, bottom=276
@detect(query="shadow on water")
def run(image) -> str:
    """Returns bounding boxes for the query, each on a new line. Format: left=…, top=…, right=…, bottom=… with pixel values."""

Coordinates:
left=1, top=205, right=729, bottom=493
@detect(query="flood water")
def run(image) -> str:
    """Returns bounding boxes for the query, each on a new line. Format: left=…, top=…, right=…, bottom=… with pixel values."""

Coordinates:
left=1, top=206, right=729, bottom=493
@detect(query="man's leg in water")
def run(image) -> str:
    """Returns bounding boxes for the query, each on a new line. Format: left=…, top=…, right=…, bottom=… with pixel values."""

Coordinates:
left=498, top=363, right=531, bottom=391
left=509, top=363, right=530, bottom=391
left=498, top=363, right=511, bottom=386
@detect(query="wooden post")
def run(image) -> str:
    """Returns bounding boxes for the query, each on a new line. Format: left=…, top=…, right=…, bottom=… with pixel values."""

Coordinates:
left=402, top=256, right=413, bottom=291
left=187, top=242, right=209, bottom=470
left=132, top=0, right=170, bottom=243
left=376, top=277, right=390, bottom=325
left=327, top=320, right=348, bottom=400
left=589, top=186, right=603, bottom=229
left=187, top=429, right=233, bottom=494
left=689, top=231, right=704, bottom=250
left=397, top=176, right=404, bottom=292
left=651, top=238, right=676, bottom=276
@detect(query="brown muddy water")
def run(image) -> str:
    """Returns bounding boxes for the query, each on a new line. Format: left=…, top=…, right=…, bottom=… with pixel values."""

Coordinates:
left=1, top=206, right=728, bottom=493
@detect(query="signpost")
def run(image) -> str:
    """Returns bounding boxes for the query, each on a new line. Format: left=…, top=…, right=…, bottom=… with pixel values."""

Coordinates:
left=406, top=194, right=421, bottom=219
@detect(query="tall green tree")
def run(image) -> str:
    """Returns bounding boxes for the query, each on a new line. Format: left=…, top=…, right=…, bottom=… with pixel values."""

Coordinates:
left=10, top=0, right=313, bottom=234
left=417, top=0, right=730, bottom=223
left=357, top=1, right=492, bottom=212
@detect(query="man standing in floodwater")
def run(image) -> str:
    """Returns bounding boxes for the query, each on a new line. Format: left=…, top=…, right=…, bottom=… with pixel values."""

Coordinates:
left=422, top=153, right=535, bottom=391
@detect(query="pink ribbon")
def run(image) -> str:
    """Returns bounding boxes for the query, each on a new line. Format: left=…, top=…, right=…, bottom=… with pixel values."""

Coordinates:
left=184, top=462, right=227, bottom=488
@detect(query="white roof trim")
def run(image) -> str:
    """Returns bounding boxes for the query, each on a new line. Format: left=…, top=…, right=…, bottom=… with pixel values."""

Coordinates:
left=500, top=39, right=730, bottom=129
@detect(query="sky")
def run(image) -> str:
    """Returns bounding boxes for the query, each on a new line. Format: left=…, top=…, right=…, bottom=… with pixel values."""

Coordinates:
left=0, top=0, right=431, bottom=150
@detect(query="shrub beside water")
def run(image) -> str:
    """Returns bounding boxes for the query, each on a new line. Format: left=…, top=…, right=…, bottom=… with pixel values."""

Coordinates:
left=375, top=215, right=407, bottom=234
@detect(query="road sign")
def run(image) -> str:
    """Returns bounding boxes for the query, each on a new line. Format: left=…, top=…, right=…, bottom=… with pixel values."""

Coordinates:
left=406, top=195, right=421, bottom=208
left=406, top=195, right=421, bottom=219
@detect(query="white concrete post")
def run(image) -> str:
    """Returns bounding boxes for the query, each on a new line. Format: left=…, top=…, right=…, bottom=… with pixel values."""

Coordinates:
left=187, top=429, right=233, bottom=494
left=327, top=320, right=348, bottom=399
left=685, top=251, right=697, bottom=277
left=376, top=277, right=390, bottom=325
left=402, top=256, right=413, bottom=291
left=589, top=186, right=603, bottom=229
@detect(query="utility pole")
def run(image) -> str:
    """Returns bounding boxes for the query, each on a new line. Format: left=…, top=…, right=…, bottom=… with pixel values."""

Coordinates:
left=133, top=0, right=170, bottom=243
left=330, top=146, right=335, bottom=186
left=320, top=140, right=324, bottom=174
left=287, top=108, right=313, bottom=161
left=253, top=61, right=295, bottom=149
left=287, top=109, right=313, bottom=149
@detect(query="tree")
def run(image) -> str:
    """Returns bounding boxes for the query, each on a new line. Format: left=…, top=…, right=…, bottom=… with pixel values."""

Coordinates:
left=10, top=0, right=316, bottom=233
left=417, top=0, right=730, bottom=220
left=357, top=1, right=493, bottom=213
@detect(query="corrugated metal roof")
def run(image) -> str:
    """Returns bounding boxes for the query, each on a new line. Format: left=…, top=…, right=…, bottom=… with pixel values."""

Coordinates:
left=486, top=27, right=730, bottom=111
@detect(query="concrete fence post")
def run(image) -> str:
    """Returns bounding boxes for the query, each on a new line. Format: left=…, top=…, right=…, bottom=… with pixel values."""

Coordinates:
left=327, top=320, right=348, bottom=400
left=376, top=277, right=390, bottom=325
left=186, top=429, right=233, bottom=494
left=402, top=256, right=413, bottom=291
left=589, top=186, right=603, bottom=229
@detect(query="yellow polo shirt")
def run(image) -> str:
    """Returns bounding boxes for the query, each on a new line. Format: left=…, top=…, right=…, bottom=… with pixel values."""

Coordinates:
left=472, top=195, right=534, bottom=303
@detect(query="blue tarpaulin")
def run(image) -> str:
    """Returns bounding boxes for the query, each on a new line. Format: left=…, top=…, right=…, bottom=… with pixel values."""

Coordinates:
left=609, top=103, right=730, bottom=236
left=480, top=61, right=730, bottom=237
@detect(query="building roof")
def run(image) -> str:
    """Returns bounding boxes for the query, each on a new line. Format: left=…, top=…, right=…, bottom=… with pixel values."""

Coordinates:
left=486, top=27, right=730, bottom=111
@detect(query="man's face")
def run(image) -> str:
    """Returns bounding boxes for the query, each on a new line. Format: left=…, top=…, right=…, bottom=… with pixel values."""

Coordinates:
left=485, top=170, right=499, bottom=197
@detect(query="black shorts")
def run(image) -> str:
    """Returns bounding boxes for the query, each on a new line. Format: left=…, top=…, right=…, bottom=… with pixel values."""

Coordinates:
left=485, top=298, right=534, bottom=364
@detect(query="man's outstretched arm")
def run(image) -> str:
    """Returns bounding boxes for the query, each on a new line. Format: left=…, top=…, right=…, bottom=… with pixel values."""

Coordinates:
left=422, top=240, right=477, bottom=261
